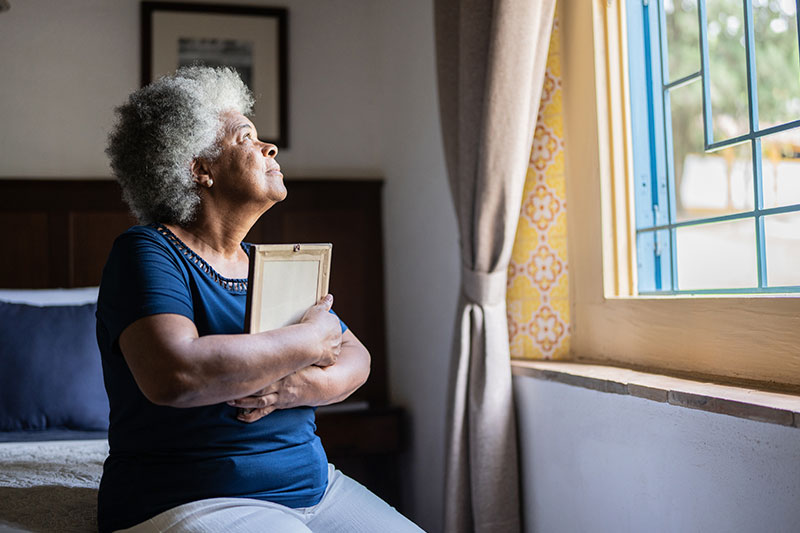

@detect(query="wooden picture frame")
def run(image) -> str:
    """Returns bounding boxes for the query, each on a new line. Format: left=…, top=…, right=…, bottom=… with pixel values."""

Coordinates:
left=141, top=1, right=289, bottom=147
left=245, top=244, right=332, bottom=333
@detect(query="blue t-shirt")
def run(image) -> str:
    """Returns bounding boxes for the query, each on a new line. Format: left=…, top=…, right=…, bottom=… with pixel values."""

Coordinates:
left=96, top=224, right=343, bottom=533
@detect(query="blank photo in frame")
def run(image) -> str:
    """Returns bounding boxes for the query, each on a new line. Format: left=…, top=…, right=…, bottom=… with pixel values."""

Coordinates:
left=141, top=2, right=288, bottom=147
left=245, top=244, right=331, bottom=334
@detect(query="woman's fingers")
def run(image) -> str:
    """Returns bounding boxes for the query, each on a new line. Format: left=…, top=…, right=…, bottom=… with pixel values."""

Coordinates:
left=299, top=294, right=342, bottom=368
left=237, top=405, right=276, bottom=423
left=227, top=392, right=279, bottom=409
left=300, top=294, right=334, bottom=322
left=244, top=383, right=279, bottom=399
left=319, top=293, right=333, bottom=309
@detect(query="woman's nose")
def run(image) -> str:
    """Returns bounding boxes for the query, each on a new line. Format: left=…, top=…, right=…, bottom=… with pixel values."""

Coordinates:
left=261, top=143, right=278, bottom=158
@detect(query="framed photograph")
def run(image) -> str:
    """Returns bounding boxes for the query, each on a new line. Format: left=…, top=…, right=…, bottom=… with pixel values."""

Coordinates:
left=141, top=2, right=288, bottom=147
left=245, top=244, right=332, bottom=333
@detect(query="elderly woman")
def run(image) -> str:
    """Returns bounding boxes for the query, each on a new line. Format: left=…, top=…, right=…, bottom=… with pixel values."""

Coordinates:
left=97, top=67, right=423, bottom=533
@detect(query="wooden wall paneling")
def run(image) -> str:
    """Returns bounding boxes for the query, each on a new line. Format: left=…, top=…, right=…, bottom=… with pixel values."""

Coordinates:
left=316, top=406, right=406, bottom=509
left=0, top=212, right=51, bottom=288
left=47, top=209, right=71, bottom=288
left=0, top=180, right=134, bottom=289
left=249, top=179, right=389, bottom=406
left=281, top=208, right=388, bottom=406
left=71, top=211, right=139, bottom=287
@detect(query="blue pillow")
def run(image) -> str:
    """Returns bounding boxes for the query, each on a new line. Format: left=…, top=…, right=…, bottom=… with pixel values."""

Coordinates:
left=0, top=301, right=109, bottom=431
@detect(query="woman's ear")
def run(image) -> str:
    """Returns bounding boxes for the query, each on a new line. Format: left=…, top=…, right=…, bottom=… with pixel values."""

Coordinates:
left=191, top=158, right=214, bottom=188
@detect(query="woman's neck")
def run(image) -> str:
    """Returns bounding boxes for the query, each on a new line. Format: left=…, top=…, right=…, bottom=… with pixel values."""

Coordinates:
left=171, top=219, right=243, bottom=256
left=164, top=213, right=255, bottom=279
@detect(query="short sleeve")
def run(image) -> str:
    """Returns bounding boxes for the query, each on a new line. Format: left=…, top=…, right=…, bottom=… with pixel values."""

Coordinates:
left=97, top=228, right=195, bottom=344
left=330, top=309, right=348, bottom=333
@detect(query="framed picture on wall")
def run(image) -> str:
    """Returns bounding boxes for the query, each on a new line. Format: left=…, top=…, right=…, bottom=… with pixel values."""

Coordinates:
left=141, top=2, right=288, bottom=147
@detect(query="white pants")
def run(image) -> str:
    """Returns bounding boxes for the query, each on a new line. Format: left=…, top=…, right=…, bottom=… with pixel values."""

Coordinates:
left=118, top=464, right=425, bottom=533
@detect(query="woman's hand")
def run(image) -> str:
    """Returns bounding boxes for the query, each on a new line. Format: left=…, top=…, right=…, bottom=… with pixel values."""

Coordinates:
left=229, top=367, right=321, bottom=422
left=229, top=329, right=370, bottom=423
left=300, top=294, right=342, bottom=367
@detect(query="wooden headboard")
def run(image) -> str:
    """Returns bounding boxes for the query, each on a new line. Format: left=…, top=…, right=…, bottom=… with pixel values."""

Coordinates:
left=0, top=178, right=389, bottom=407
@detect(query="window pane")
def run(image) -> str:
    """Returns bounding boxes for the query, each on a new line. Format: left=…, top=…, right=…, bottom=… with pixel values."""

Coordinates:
left=665, top=0, right=700, bottom=81
left=765, top=211, right=800, bottom=286
left=677, top=142, right=753, bottom=221
left=676, top=219, right=756, bottom=289
left=753, top=0, right=800, bottom=130
left=706, top=0, right=750, bottom=141
left=761, top=129, right=800, bottom=208
left=669, top=79, right=705, bottom=220
left=637, top=231, right=656, bottom=292
left=637, top=229, right=672, bottom=292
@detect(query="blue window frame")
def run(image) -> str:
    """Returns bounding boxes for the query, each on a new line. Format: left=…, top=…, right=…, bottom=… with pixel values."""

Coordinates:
left=626, top=0, right=800, bottom=294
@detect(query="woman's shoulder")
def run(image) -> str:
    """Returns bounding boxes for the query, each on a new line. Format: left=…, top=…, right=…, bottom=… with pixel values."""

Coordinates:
left=113, top=224, right=169, bottom=248
left=116, top=223, right=162, bottom=240
left=99, top=225, right=191, bottom=307
left=107, top=224, right=179, bottom=265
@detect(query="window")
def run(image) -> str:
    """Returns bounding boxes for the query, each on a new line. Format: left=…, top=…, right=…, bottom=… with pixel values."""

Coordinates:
left=627, top=0, right=800, bottom=294
left=560, top=0, right=800, bottom=388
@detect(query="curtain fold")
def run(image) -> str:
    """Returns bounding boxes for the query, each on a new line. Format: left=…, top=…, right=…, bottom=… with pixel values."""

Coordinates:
left=434, top=1, right=557, bottom=531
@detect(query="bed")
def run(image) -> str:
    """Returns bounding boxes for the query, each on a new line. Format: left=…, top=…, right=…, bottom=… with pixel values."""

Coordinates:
left=0, top=287, right=108, bottom=532
left=0, top=439, right=108, bottom=532
left=0, top=179, right=404, bottom=532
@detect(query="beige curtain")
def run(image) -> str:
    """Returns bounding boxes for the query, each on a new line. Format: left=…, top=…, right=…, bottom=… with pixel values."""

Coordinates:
left=434, top=1, right=556, bottom=531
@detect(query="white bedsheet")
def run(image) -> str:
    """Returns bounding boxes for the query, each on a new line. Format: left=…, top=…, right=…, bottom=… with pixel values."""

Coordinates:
left=0, top=439, right=108, bottom=532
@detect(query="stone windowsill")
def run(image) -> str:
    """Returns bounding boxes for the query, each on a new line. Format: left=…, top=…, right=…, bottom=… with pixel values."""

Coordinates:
left=511, top=360, right=800, bottom=428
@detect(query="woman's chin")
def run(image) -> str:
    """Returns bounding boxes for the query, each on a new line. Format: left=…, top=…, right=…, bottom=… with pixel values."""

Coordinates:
left=264, top=185, right=288, bottom=204
left=261, top=173, right=287, bottom=203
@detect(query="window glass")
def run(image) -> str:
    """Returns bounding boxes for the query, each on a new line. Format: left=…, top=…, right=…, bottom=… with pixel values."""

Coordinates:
left=628, top=0, right=800, bottom=293
left=765, top=211, right=800, bottom=286
left=706, top=0, right=750, bottom=141
left=665, top=0, right=700, bottom=81
left=669, top=79, right=753, bottom=222
left=753, top=0, right=800, bottom=130
left=637, top=229, right=672, bottom=292
left=676, top=142, right=753, bottom=221
left=676, top=219, right=756, bottom=290
left=761, top=130, right=800, bottom=209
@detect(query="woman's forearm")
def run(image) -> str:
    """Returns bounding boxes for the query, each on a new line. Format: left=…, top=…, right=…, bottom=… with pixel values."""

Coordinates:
left=177, top=325, right=325, bottom=406
left=118, top=312, right=337, bottom=408
left=231, top=330, right=371, bottom=422
left=295, top=334, right=370, bottom=407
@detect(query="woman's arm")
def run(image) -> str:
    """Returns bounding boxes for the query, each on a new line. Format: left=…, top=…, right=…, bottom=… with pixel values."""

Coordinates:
left=118, top=295, right=342, bottom=408
left=227, top=328, right=371, bottom=423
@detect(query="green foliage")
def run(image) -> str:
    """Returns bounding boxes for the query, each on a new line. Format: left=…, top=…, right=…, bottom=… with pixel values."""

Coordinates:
left=662, top=0, right=800, bottom=209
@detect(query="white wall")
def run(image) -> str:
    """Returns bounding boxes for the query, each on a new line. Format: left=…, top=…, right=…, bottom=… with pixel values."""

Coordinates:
left=0, top=2, right=453, bottom=531
left=0, top=0, right=384, bottom=177
left=515, top=376, right=800, bottom=533
left=376, top=3, right=458, bottom=532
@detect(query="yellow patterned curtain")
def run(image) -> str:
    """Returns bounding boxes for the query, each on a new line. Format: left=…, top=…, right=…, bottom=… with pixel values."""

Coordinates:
left=507, top=13, right=569, bottom=360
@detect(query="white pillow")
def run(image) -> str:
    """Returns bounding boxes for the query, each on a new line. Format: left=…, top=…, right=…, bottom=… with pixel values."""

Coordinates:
left=0, top=287, right=99, bottom=306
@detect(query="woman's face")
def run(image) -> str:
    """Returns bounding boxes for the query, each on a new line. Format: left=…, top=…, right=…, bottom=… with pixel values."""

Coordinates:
left=206, top=110, right=285, bottom=207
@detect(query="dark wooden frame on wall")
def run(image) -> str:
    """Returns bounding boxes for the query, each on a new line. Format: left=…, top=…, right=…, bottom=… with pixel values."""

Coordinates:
left=140, top=1, right=289, bottom=148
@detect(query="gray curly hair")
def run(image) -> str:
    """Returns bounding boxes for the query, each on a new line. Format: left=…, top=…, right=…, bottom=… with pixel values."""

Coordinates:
left=106, top=66, right=254, bottom=225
